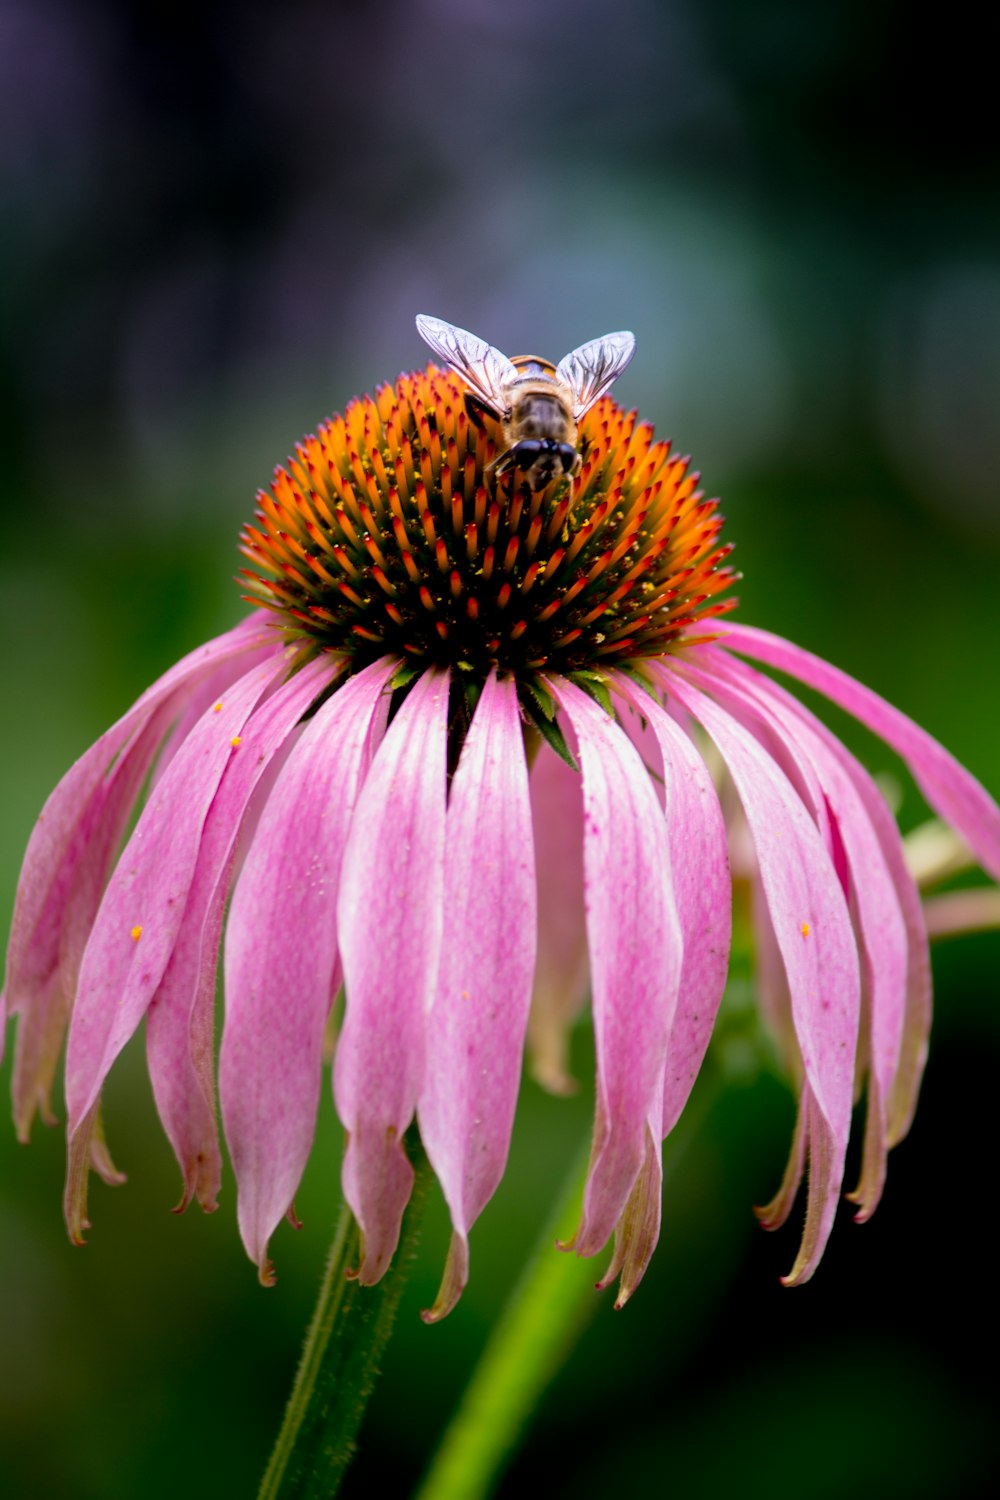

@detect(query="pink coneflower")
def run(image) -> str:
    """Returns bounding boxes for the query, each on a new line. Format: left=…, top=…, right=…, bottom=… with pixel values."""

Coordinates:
left=4, top=358, right=999, bottom=1323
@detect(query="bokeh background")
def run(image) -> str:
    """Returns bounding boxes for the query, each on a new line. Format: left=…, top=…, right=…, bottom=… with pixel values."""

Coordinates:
left=2, top=1, right=998, bottom=1495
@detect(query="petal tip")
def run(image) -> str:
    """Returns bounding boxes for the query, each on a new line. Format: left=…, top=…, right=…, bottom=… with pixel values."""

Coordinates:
left=752, top=1202, right=783, bottom=1231
left=779, top=1257, right=818, bottom=1289
left=422, top=1230, right=468, bottom=1324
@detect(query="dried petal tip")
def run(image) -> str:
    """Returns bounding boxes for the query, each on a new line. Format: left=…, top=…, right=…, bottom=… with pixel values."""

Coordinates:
left=753, top=1093, right=808, bottom=1231
left=63, top=1102, right=126, bottom=1245
left=421, top=1230, right=469, bottom=1324
left=597, top=1127, right=662, bottom=1309
left=257, top=1257, right=277, bottom=1289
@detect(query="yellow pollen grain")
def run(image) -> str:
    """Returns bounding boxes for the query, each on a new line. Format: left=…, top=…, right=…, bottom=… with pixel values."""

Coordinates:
left=231, top=736, right=242, bottom=748
left=130, top=925, right=143, bottom=942
left=213, top=702, right=223, bottom=713
left=801, top=922, right=810, bottom=938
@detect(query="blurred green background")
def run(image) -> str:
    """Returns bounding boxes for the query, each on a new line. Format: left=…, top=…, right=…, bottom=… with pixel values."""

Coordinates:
left=1, top=1, right=998, bottom=1495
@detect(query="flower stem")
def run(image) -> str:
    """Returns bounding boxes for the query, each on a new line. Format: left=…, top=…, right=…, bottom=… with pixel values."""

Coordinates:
left=413, top=1135, right=595, bottom=1500
left=258, top=1132, right=434, bottom=1500
left=415, top=1073, right=720, bottom=1500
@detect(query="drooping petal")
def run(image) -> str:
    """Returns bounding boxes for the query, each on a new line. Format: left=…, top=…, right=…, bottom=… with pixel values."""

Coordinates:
left=419, top=672, right=535, bottom=1321
left=64, top=652, right=289, bottom=1237
left=720, top=624, right=1000, bottom=882
left=10, top=704, right=172, bottom=1138
left=707, top=653, right=910, bottom=1220
left=712, top=647, right=932, bottom=1148
left=922, top=887, right=1000, bottom=938
left=334, top=668, right=449, bottom=1285
left=828, top=737, right=932, bottom=1150
left=148, top=654, right=337, bottom=1217
left=664, top=666, right=860, bottom=1285
left=614, top=678, right=732, bottom=1138
left=220, top=657, right=395, bottom=1279
left=5, top=616, right=275, bottom=1008
left=3, top=616, right=279, bottom=1084
left=750, top=870, right=801, bottom=1082
left=525, top=740, right=588, bottom=1094
left=551, top=678, right=681, bottom=1259
left=11, top=973, right=68, bottom=1136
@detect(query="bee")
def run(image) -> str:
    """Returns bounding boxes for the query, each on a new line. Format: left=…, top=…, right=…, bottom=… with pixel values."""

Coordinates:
left=415, top=314, right=635, bottom=492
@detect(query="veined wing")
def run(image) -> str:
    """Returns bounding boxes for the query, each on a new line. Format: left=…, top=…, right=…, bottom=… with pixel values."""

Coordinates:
left=556, top=331, right=636, bottom=421
left=415, top=314, right=519, bottom=417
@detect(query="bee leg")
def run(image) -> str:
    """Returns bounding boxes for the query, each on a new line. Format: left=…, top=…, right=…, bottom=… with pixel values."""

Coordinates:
left=491, top=449, right=516, bottom=476
left=463, top=392, right=493, bottom=432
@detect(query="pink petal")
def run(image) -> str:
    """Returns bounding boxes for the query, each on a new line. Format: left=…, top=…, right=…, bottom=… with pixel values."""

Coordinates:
left=750, top=872, right=801, bottom=1080
left=419, top=672, right=535, bottom=1321
left=705, top=652, right=910, bottom=1221
left=719, top=655, right=931, bottom=1188
left=525, top=741, right=588, bottom=1094
left=614, top=679, right=732, bottom=1138
left=4, top=615, right=278, bottom=1052
left=64, top=651, right=288, bottom=1220
left=148, top=654, right=337, bottom=1217
left=720, top=624, right=1000, bottom=883
left=835, top=753, right=931, bottom=1152
left=922, top=887, right=1000, bottom=938
left=334, top=668, right=449, bottom=1285
left=10, top=705, right=172, bottom=1137
left=551, top=678, right=681, bottom=1259
left=148, top=632, right=284, bottom=792
left=664, top=666, right=860, bottom=1285
left=220, top=657, right=395, bottom=1279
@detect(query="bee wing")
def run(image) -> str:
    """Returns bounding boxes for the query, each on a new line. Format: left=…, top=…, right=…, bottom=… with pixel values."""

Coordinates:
left=415, top=314, right=519, bottom=417
left=556, top=331, right=636, bottom=421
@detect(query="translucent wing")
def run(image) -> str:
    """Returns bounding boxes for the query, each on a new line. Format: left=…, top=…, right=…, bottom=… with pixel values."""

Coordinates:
left=556, top=331, right=636, bottom=421
left=415, top=314, right=519, bottom=417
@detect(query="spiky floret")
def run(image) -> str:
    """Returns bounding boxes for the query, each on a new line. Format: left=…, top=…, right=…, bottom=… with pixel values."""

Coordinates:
left=240, top=365, right=737, bottom=696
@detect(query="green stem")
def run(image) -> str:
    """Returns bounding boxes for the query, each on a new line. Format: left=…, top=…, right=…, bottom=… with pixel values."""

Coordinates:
left=258, top=1135, right=434, bottom=1500
left=413, top=1136, right=593, bottom=1500
left=416, top=1075, right=720, bottom=1500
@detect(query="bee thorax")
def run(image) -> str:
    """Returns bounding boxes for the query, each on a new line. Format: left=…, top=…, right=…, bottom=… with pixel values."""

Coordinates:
left=509, top=391, right=572, bottom=440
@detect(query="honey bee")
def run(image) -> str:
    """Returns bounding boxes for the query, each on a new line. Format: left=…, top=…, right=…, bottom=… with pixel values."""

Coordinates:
left=415, top=314, right=635, bottom=492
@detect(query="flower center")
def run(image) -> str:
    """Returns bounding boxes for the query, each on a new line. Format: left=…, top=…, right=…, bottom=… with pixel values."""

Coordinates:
left=240, top=366, right=736, bottom=686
